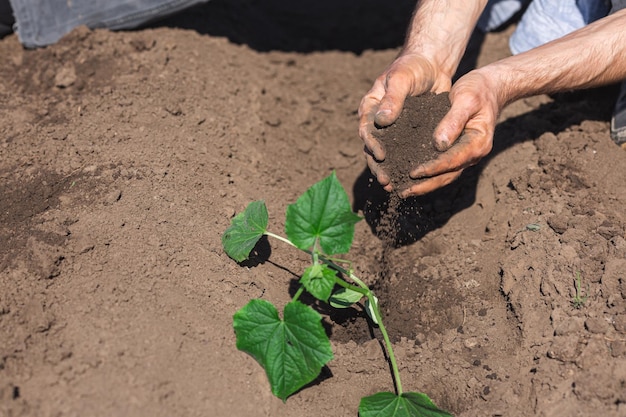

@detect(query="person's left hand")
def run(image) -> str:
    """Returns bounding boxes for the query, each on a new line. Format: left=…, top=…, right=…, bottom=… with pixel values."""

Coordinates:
left=399, top=69, right=502, bottom=197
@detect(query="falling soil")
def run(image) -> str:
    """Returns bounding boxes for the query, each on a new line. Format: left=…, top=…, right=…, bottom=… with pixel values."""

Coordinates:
left=364, top=93, right=452, bottom=253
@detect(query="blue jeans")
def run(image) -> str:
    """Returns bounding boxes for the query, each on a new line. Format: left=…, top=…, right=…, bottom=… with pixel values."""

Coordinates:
left=477, top=0, right=611, bottom=53
left=8, top=0, right=208, bottom=48
left=509, top=0, right=610, bottom=54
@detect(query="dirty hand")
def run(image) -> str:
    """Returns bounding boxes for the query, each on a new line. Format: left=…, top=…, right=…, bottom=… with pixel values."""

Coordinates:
left=400, top=69, right=501, bottom=197
left=358, top=53, right=452, bottom=191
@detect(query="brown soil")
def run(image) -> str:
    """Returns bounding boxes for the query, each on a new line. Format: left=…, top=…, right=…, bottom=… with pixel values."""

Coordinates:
left=375, top=93, right=450, bottom=192
left=1, top=3, right=626, bottom=417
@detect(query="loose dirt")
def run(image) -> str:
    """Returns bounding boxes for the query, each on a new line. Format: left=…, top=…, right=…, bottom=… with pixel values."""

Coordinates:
left=1, top=2, right=625, bottom=417
left=375, top=93, right=450, bottom=192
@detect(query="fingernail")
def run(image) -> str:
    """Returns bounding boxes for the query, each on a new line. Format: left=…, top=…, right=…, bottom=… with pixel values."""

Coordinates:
left=436, top=138, right=449, bottom=151
left=410, top=166, right=423, bottom=179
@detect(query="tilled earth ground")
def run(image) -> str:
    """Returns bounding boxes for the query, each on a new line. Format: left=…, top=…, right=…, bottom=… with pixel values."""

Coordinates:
left=1, top=2, right=625, bottom=416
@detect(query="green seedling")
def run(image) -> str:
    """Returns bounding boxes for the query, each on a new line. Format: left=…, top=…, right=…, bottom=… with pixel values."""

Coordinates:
left=571, top=271, right=588, bottom=309
left=222, top=172, right=452, bottom=417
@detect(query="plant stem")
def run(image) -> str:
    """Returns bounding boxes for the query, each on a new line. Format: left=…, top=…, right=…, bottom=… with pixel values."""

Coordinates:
left=319, top=256, right=367, bottom=289
left=333, top=277, right=369, bottom=295
left=292, top=286, right=305, bottom=302
left=322, top=256, right=404, bottom=395
left=367, top=293, right=403, bottom=395
left=263, top=231, right=404, bottom=395
left=265, top=231, right=297, bottom=248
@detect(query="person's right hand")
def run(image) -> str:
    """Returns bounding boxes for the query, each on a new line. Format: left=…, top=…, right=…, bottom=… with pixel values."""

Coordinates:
left=358, top=53, right=453, bottom=191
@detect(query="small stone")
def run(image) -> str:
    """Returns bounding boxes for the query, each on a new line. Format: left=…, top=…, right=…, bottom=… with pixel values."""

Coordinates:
left=464, top=337, right=479, bottom=349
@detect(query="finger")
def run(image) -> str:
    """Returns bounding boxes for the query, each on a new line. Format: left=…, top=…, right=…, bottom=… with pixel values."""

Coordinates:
left=374, top=69, right=415, bottom=127
left=410, top=132, right=491, bottom=178
left=399, top=170, right=463, bottom=198
left=376, top=55, right=440, bottom=126
left=359, top=100, right=386, bottom=161
left=433, top=97, right=475, bottom=151
left=433, top=73, right=499, bottom=152
left=364, top=150, right=392, bottom=190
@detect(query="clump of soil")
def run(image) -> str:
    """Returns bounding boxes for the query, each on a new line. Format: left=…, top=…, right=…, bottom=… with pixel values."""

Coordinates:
left=374, top=92, right=451, bottom=192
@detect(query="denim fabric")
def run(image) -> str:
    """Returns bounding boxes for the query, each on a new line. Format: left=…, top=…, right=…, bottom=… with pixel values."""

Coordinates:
left=479, top=0, right=611, bottom=53
left=8, top=0, right=208, bottom=48
left=509, top=0, right=610, bottom=54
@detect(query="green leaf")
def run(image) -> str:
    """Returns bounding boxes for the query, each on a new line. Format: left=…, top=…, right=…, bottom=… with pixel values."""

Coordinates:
left=300, top=264, right=337, bottom=301
left=222, top=201, right=268, bottom=262
left=285, top=172, right=361, bottom=255
left=233, top=299, right=334, bottom=401
left=329, top=287, right=364, bottom=308
left=359, top=392, right=453, bottom=417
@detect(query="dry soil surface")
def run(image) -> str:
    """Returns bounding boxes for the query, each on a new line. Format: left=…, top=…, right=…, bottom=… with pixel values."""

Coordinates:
left=1, top=2, right=626, bottom=417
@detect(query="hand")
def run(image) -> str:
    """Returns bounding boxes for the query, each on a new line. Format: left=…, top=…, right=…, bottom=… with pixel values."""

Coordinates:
left=358, top=53, right=452, bottom=191
left=400, top=69, right=501, bottom=197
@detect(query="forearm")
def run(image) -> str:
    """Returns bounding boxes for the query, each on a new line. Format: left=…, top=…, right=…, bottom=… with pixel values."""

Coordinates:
left=482, top=9, right=626, bottom=108
left=402, top=0, right=489, bottom=80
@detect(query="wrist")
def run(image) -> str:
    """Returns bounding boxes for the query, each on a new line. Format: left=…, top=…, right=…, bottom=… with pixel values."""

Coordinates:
left=399, top=47, right=456, bottom=88
left=472, top=64, right=515, bottom=110
left=402, top=0, right=489, bottom=83
left=392, top=51, right=453, bottom=93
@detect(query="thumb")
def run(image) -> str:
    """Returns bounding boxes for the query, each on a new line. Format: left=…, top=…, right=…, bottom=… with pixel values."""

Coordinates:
left=374, top=72, right=413, bottom=127
left=433, top=98, right=473, bottom=151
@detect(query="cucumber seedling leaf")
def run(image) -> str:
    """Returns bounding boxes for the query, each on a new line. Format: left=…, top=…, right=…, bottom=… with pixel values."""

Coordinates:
left=222, top=200, right=268, bottom=262
left=300, top=263, right=337, bottom=302
left=233, top=299, right=334, bottom=401
left=329, top=287, right=364, bottom=308
left=285, top=172, right=361, bottom=255
left=359, top=392, right=453, bottom=417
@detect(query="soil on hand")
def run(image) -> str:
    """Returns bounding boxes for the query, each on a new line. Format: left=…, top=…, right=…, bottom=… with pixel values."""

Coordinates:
left=366, top=93, right=450, bottom=248
left=375, top=93, right=450, bottom=192
left=1, top=3, right=626, bottom=417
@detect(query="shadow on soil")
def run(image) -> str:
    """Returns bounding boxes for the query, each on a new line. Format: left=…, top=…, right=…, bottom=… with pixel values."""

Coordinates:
left=149, top=0, right=416, bottom=53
